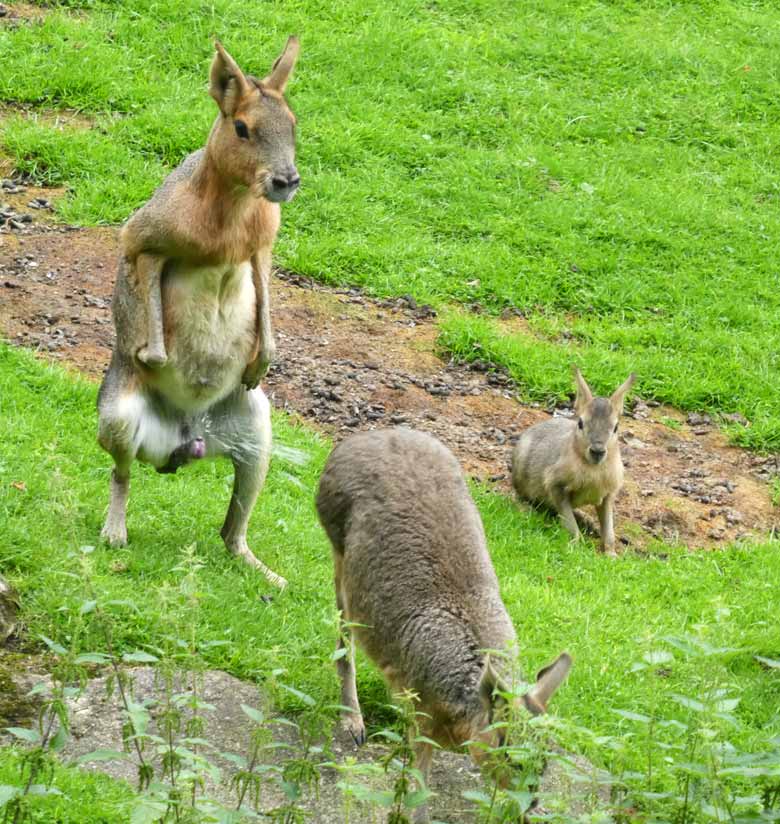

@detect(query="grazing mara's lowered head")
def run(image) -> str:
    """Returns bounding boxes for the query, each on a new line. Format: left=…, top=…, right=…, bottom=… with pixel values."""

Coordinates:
left=208, top=38, right=301, bottom=202
left=572, top=367, right=636, bottom=466
left=471, top=651, right=573, bottom=764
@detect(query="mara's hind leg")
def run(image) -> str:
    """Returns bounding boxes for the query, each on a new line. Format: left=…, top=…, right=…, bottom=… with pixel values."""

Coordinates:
left=208, top=387, right=285, bottom=587
left=97, top=356, right=180, bottom=545
left=96, top=360, right=139, bottom=546
left=334, top=553, right=365, bottom=745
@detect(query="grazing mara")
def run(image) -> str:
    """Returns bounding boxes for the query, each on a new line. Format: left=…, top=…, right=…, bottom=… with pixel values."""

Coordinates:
left=97, top=38, right=301, bottom=588
left=511, top=368, right=636, bottom=556
left=316, top=428, right=571, bottom=822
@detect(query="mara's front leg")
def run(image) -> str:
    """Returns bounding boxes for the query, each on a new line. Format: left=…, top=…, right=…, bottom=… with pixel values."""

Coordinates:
left=412, top=740, right=434, bottom=823
left=549, top=484, right=581, bottom=543
left=242, top=250, right=276, bottom=390
left=133, top=252, right=168, bottom=368
left=207, top=386, right=285, bottom=587
left=596, top=493, right=618, bottom=556
left=333, top=554, right=366, bottom=745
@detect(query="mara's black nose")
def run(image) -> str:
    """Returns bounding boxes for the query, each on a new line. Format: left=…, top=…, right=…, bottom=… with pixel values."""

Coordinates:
left=589, top=447, right=606, bottom=462
left=271, top=172, right=300, bottom=192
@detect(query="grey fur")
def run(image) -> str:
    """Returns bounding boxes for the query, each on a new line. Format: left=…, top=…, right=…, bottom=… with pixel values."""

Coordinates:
left=511, top=369, right=636, bottom=555
left=316, top=428, right=571, bottom=822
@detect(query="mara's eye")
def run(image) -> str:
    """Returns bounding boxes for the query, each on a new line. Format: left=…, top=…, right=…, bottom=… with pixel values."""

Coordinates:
left=234, top=119, right=250, bottom=140
left=614, top=422, right=619, bottom=433
left=577, top=418, right=584, bottom=430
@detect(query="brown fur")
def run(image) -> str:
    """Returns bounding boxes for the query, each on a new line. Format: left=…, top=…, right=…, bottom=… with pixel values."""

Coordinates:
left=118, top=38, right=300, bottom=380
left=96, top=38, right=301, bottom=589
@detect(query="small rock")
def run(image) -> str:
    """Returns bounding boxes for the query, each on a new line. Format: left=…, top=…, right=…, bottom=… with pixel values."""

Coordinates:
left=428, top=385, right=451, bottom=397
left=415, top=304, right=436, bottom=319
left=687, top=412, right=711, bottom=427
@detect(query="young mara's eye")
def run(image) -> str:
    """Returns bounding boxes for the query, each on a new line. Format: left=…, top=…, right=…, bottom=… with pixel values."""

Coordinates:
left=234, top=119, right=250, bottom=140
left=577, top=418, right=584, bottom=430
left=614, top=422, right=619, bottom=433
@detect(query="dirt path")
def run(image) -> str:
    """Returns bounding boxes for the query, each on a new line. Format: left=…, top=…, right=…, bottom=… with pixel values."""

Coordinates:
left=1, top=180, right=778, bottom=551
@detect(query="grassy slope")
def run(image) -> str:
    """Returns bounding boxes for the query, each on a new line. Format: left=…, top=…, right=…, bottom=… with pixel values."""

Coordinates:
left=1, top=1, right=780, bottom=446
left=1, top=344, right=779, bottom=784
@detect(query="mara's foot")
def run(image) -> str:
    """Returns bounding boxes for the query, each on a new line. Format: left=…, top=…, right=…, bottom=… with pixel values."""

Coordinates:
left=223, top=536, right=288, bottom=589
left=100, top=519, right=127, bottom=547
left=339, top=713, right=366, bottom=747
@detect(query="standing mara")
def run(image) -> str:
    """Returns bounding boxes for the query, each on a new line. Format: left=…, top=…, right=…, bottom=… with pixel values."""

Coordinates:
left=97, top=38, right=301, bottom=588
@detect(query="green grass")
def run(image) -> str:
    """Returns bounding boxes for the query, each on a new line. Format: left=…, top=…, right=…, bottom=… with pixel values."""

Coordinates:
left=2, top=0, right=780, bottom=446
left=0, top=748, right=134, bottom=823
left=1, top=343, right=779, bottom=779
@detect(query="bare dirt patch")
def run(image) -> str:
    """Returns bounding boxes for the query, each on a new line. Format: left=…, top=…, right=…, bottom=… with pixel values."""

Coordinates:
left=0, top=2, right=47, bottom=25
left=0, top=201, right=777, bottom=551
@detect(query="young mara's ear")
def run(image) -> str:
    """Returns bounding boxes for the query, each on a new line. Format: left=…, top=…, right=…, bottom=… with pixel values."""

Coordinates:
left=264, top=35, right=300, bottom=93
left=610, top=373, right=637, bottom=415
left=572, top=366, right=593, bottom=416
left=210, top=41, right=252, bottom=116
left=524, top=652, right=572, bottom=714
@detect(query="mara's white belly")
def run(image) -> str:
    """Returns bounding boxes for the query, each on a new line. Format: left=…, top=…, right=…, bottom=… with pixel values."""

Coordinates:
left=151, top=260, right=256, bottom=413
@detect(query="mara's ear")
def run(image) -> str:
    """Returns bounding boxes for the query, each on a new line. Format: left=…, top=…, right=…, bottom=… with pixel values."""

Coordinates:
left=264, top=35, right=300, bottom=93
left=572, top=366, right=592, bottom=416
left=210, top=41, right=252, bottom=116
left=524, top=652, right=572, bottom=714
left=479, top=658, right=508, bottom=721
left=610, top=373, right=637, bottom=415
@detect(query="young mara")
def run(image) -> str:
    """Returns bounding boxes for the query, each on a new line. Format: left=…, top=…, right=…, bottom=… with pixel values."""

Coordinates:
left=316, top=428, right=571, bottom=822
left=97, top=38, right=301, bottom=588
left=511, top=368, right=636, bottom=556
